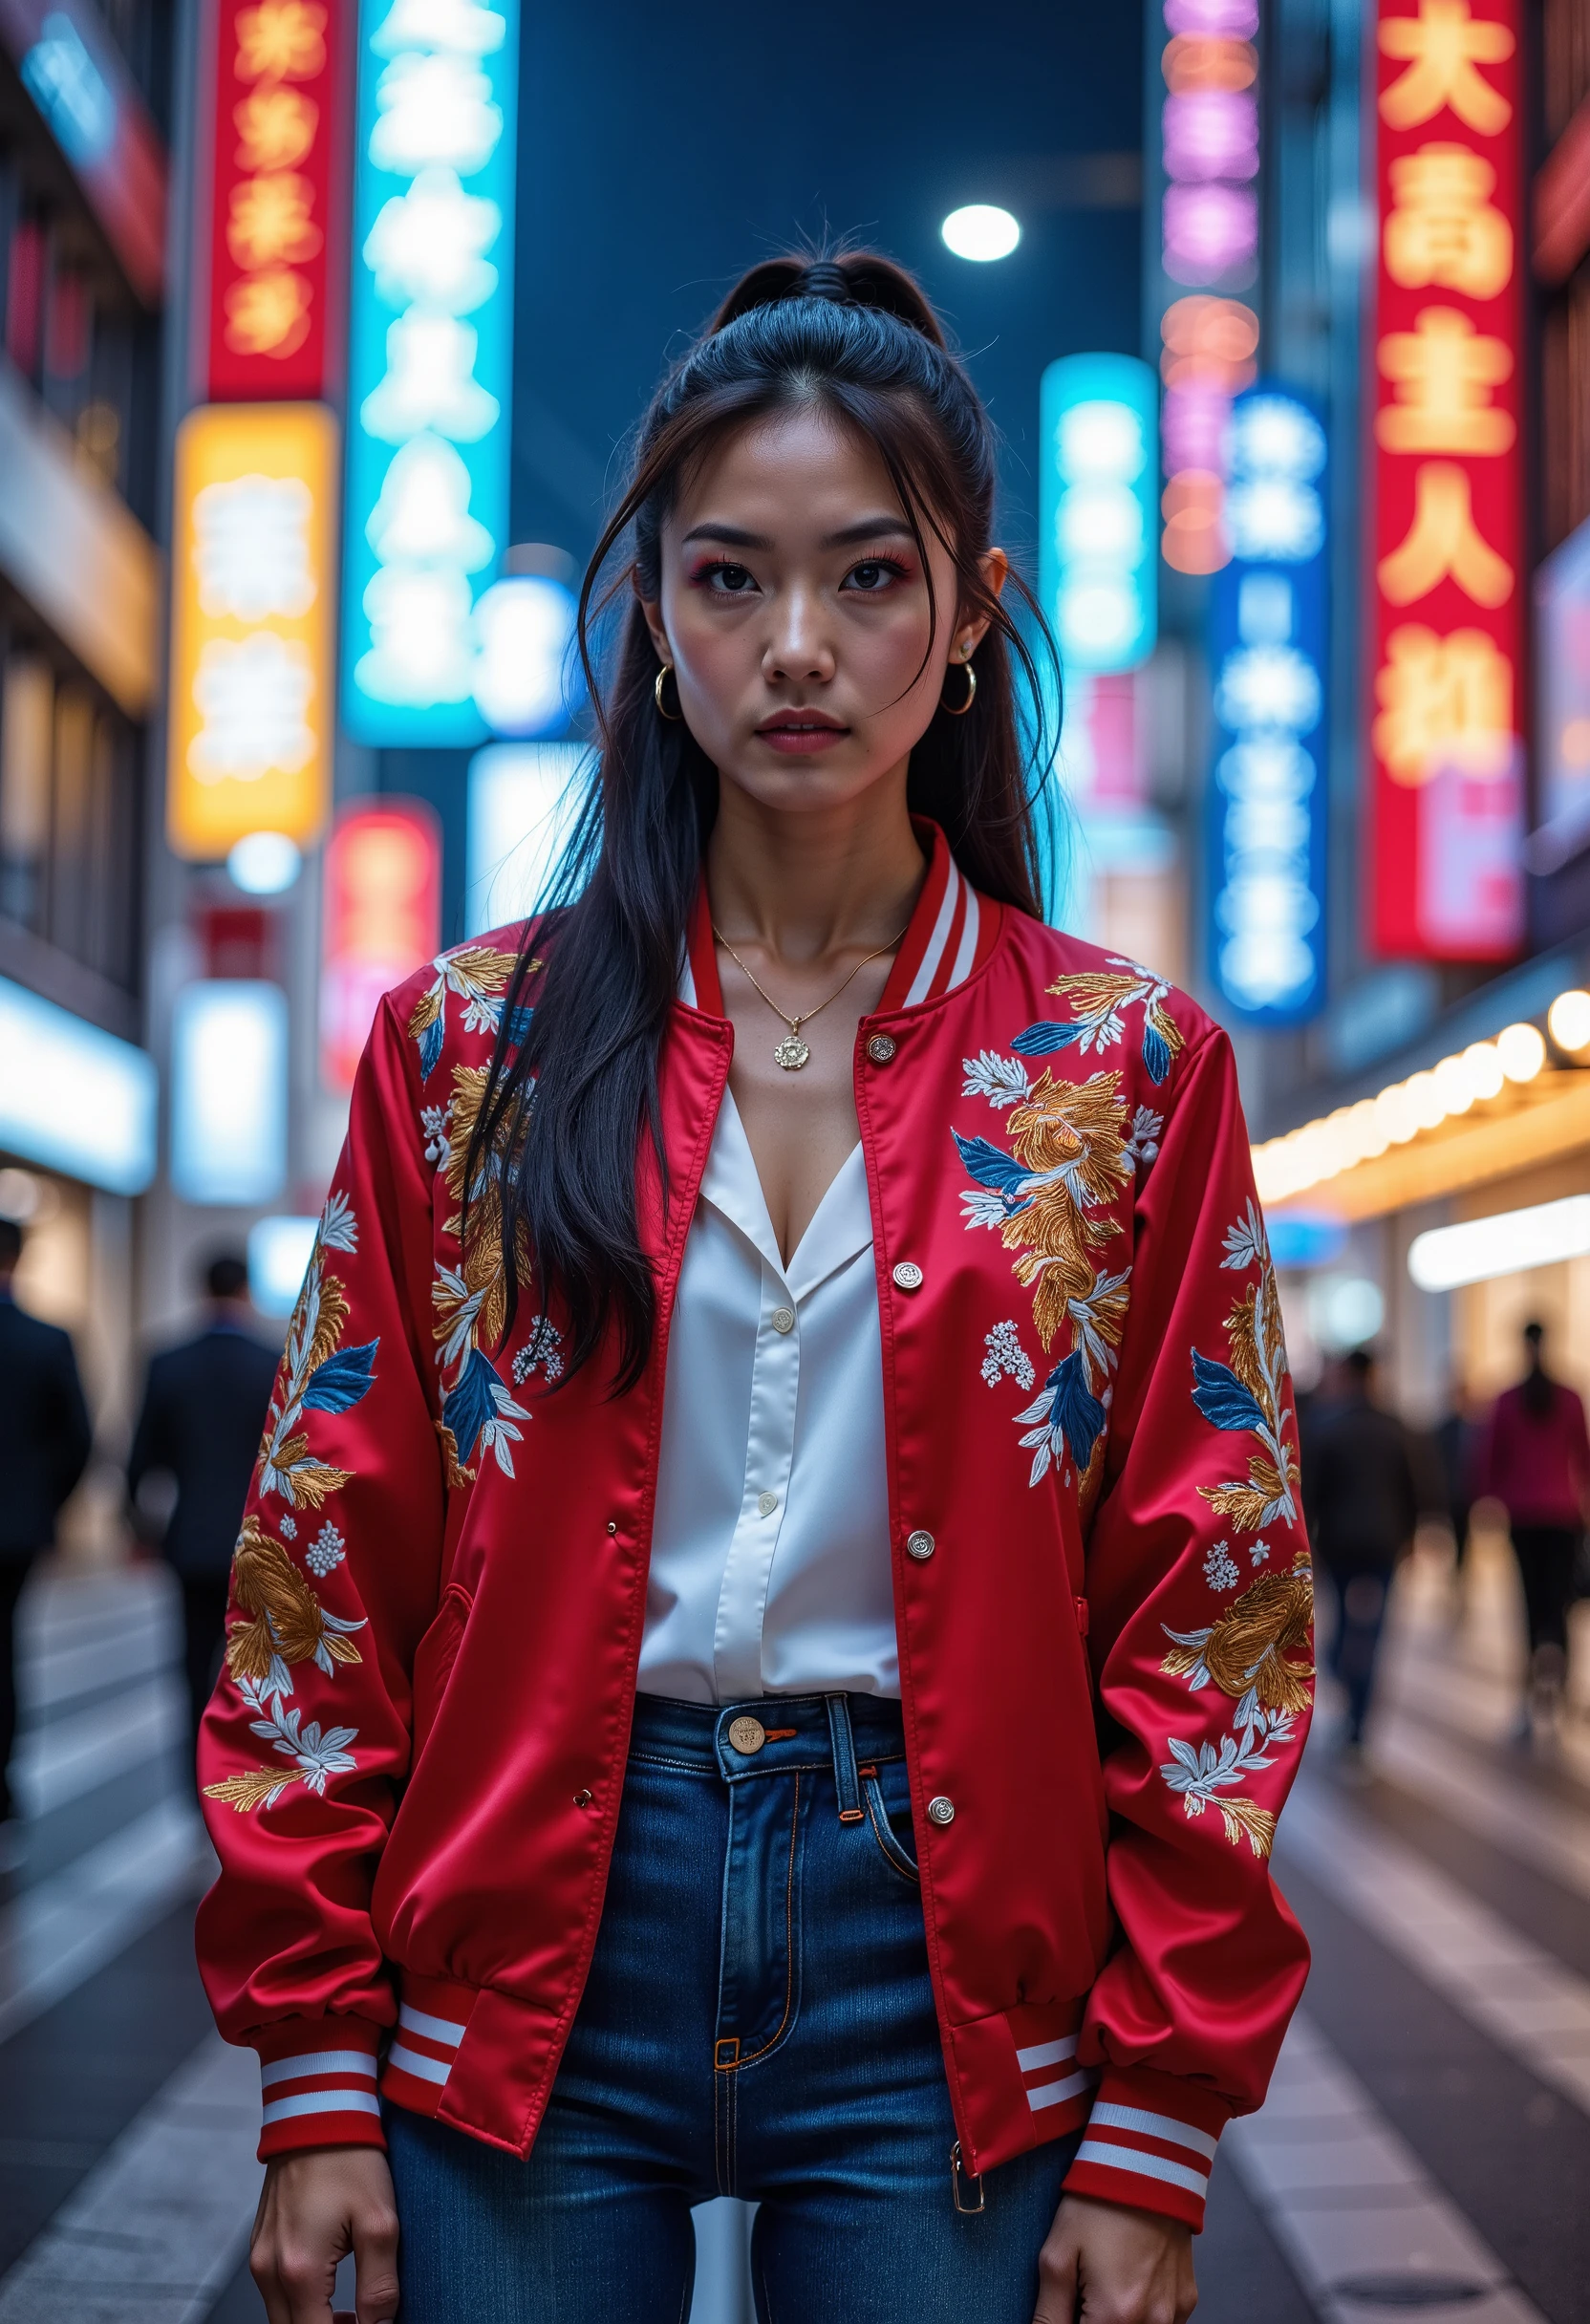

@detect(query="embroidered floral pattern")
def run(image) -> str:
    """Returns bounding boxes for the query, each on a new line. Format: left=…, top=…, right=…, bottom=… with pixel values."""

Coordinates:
left=980, top=1320, right=1034, bottom=1391
left=305, top=1521, right=346, bottom=1579
left=1159, top=1697, right=1297, bottom=1859
left=1124, top=1105, right=1163, bottom=1171
left=204, top=1675, right=360, bottom=1813
left=1160, top=1549, right=1315, bottom=1717
left=421, top=1102, right=452, bottom=1173
left=257, top=1212, right=378, bottom=1513
left=511, top=1314, right=564, bottom=1387
left=1204, top=1541, right=1240, bottom=1592
left=1010, top=959, right=1187, bottom=1087
left=224, top=1516, right=366, bottom=1703
left=1190, top=1199, right=1300, bottom=1535
left=407, top=944, right=521, bottom=1082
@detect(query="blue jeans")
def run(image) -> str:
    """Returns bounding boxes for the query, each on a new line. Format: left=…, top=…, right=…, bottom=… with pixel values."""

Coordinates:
left=388, top=1691, right=1080, bottom=2321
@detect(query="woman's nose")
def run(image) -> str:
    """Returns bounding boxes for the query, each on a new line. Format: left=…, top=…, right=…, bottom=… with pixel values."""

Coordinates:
left=763, top=589, right=835, bottom=684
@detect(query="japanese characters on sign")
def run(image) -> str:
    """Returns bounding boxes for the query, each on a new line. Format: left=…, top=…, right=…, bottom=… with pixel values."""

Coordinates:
left=167, top=402, right=338, bottom=859
left=204, top=0, right=345, bottom=398
left=1368, top=0, right=1524, bottom=958
left=340, top=0, right=519, bottom=744
left=1208, top=384, right=1329, bottom=1021
left=319, top=798, right=440, bottom=1088
left=1154, top=0, right=1261, bottom=575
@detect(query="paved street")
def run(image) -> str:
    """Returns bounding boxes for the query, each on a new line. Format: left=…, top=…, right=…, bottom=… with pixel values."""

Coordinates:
left=0, top=1541, right=1585, bottom=2323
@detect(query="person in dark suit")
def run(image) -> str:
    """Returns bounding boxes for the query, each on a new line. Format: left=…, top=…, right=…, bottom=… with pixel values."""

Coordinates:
left=1303, top=1345, right=1423, bottom=1759
left=0, top=1216, right=93, bottom=1833
left=127, top=1253, right=280, bottom=1776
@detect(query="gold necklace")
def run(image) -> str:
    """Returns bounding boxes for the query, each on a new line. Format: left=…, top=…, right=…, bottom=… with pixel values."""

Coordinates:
left=711, top=922, right=909, bottom=1070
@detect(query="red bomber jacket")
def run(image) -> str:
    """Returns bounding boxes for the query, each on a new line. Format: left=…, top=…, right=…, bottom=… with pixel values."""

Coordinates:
left=195, top=823, right=1312, bottom=2233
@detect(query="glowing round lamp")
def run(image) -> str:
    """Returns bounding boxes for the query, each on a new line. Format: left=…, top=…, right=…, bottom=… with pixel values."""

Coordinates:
left=227, top=831, right=302, bottom=894
left=941, top=205, right=1021, bottom=262
left=1496, top=1022, right=1546, bottom=1083
left=1547, top=988, right=1590, bottom=1053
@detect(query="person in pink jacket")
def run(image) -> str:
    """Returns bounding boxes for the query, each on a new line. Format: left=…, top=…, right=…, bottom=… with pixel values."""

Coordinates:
left=1484, top=1318, right=1589, bottom=1733
left=196, top=250, right=1312, bottom=2324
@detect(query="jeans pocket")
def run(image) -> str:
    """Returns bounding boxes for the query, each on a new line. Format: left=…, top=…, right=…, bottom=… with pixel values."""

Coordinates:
left=862, top=1765, right=918, bottom=1883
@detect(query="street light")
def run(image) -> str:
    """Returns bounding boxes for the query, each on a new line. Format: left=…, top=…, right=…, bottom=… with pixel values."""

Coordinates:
left=941, top=204, right=1020, bottom=261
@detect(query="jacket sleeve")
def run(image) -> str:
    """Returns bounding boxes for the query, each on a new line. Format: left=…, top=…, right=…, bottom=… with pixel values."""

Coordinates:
left=194, top=990, right=446, bottom=2159
left=47, top=1328, right=94, bottom=1515
left=1062, top=1024, right=1312, bottom=2232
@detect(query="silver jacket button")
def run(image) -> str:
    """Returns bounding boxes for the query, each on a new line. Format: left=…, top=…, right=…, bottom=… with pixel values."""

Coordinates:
left=892, top=1260, right=923, bottom=1292
left=927, top=1795, right=956, bottom=1825
left=906, top=1529, right=935, bottom=1561
left=867, top=1032, right=897, bottom=1064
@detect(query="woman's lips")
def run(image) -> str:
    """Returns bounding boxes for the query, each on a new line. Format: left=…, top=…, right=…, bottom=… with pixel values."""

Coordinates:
left=757, top=718, right=849, bottom=756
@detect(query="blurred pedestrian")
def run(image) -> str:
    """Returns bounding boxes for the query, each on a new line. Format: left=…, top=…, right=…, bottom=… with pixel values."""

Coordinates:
left=1433, top=1371, right=1485, bottom=1594
left=1304, top=1346, right=1421, bottom=1759
left=0, top=1216, right=93, bottom=1845
left=1482, top=1319, right=1589, bottom=1735
left=127, top=1253, right=279, bottom=1781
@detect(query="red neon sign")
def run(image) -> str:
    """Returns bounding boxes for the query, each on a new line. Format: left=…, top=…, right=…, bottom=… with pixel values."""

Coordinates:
left=203, top=0, right=346, bottom=399
left=1368, top=0, right=1525, bottom=958
left=320, top=800, right=440, bottom=1090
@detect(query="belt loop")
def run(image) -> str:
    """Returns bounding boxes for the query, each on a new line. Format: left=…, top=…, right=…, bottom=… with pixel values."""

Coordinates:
left=826, top=1694, right=865, bottom=1822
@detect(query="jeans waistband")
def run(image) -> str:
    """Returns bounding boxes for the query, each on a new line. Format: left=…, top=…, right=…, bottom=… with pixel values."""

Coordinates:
left=630, top=1691, right=906, bottom=1816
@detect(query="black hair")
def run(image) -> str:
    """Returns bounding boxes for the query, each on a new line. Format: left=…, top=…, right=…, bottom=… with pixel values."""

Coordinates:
left=1521, top=1318, right=1555, bottom=1417
left=467, top=248, right=1058, bottom=1393
left=1344, top=1347, right=1374, bottom=1379
left=205, top=1253, right=249, bottom=1302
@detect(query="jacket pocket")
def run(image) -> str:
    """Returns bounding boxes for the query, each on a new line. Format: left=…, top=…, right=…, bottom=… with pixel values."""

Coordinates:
left=411, top=1582, right=472, bottom=1765
left=862, top=1765, right=919, bottom=1884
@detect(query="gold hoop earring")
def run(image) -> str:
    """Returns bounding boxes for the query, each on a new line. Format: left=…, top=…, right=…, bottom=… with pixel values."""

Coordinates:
left=941, top=653, right=977, bottom=717
left=655, top=661, right=683, bottom=721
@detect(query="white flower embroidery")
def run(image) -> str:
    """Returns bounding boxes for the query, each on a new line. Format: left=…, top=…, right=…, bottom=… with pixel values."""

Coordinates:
left=1124, top=1105, right=1163, bottom=1171
left=980, top=1320, right=1035, bottom=1391
left=961, top=1050, right=1030, bottom=1109
left=306, top=1521, right=347, bottom=1579
left=511, top=1313, right=564, bottom=1386
left=959, top=1186, right=1012, bottom=1233
left=240, top=1678, right=359, bottom=1797
left=1250, top=1538, right=1272, bottom=1566
left=1204, top=1540, right=1240, bottom=1592
left=278, top=1516, right=297, bottom=1539
left=319, top=1189, right=358, bottom=1254
left=479, top=1374, right=530, bottom=1477
left=1220, top=1196, right=1269, bottom=1275
left=421, top=1102, right=453, bottom=1173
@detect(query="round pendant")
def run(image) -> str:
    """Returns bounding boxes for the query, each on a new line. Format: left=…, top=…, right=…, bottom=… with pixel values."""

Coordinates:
left=773, top=1034, right=810, bottom=1070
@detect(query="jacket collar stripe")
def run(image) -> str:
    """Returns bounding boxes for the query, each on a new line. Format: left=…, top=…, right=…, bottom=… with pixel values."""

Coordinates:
left=901, top=852, right=961, bottom=1008
left=684, top=881, right=722, bottom=1013
left=946, top=881, right=980, bottom=993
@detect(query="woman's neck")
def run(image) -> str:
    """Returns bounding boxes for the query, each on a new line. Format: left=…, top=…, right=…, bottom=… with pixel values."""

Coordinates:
left=705, top=771, right=928, bottom=962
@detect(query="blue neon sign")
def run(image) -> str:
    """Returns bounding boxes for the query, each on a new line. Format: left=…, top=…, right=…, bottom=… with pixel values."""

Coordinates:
left=341, top=0, right=519, bottom=746
left=1039, top=354, right=1157, bottom=676
left=1207, top=381, right=1329, bottom=1022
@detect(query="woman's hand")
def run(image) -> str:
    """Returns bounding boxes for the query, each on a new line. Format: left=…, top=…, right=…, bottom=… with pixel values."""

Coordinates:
left=249, top=2149, right=399, bottom=2324
left=1034, top=2193, right=1197, bottom=2324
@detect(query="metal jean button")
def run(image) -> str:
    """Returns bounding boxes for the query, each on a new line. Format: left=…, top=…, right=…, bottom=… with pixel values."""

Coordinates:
left=727, top=1715, right=766, bottom=1755
left=906, top=1529, right=935, bottom=1561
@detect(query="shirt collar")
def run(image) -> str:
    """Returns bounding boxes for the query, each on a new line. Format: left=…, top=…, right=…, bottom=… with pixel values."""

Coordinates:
left=699, top=1088, right=872, bottom=1297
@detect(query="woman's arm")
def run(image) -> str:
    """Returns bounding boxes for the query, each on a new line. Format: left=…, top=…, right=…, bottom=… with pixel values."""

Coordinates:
left=1036, top=2198, right=1196, bottom=2324
left=195, top=987, right=448, bottom=2150
left=1057, top=1024, right=1312, bottom=2237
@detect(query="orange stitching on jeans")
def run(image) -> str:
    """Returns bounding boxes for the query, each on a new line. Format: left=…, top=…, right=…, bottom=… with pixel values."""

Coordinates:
left=730, top=1769, right=801, bottom=2067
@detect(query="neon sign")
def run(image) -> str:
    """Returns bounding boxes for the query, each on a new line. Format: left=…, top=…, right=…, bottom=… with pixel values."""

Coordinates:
left=1208, top=383, right=1328, bottom=1020
left=1040, top=355, right=1157, bottom=675
left=1367, top=0, right=1523, bottom=958
left=341, top=0, right=519, bottom=744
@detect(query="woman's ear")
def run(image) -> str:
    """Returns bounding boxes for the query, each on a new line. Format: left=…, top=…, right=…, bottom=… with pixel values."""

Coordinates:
left=634, top=574, right=671, bottom=668
left=956, top=548, right=1010, bottom=659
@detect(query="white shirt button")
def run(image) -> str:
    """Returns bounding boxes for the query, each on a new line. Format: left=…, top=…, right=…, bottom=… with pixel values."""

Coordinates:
left=770, top=1306, right=795, bottom=1334
left=757, top=1491, right=779, bottom=1518
left=892, top=1260, right=923, bottom=1292
left=927, top=1795, right=956, bottom=1825
left=906, top=1529, right=935, bottom=1561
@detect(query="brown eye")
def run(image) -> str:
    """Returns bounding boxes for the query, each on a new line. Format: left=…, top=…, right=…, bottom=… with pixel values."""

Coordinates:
left=711, top=563, right=756, bottom=592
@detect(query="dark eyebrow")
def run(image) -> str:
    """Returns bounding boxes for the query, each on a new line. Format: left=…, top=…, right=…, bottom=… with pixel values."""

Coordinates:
left=679, top=523, right=772, bottom=549
left=677, top=516, right=916, bottom=552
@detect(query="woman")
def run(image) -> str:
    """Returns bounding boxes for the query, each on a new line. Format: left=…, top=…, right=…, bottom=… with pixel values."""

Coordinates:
left=1484, top=1318, right=1589, bottom=1732
left=197, top=254, right=1312, bottom=2324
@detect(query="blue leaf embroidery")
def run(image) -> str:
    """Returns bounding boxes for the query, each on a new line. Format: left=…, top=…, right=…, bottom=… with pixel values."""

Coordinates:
left=442, top=1348, right=498, bottom=1468
left=506, top=1004, right=533, bottom=1044
left=301, top=1339, right=378, bottom=1415
left=1142, top=1019, right=1171, bottom=1085
left=1190, top=1348, right=1266, bottom=1433
left=953, top=1130, right=1029, bottom=1196
left=1048, top=1348, right=1107, bottom=1473
left=1010, top=1020, right=1086, bottom=1058
left=419, top=1015, right=444, bottom=1082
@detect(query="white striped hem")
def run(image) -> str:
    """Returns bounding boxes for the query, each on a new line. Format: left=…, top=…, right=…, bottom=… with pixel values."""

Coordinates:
left=387, top=2040, right=452, bottom=2085
left=397, top=2003, right=466, bottom=2049
left=262, top=2088, right=383, bottom=2125
left=1015, top=2034, right=1079, bottom=2073
left=1026, top=2067, right=1095, bottom=2112
left=1088, top=2101, right=1218, bottom=2162
left=1072, top=2139, right=1210, bottom=2199
left=260, top=2050, right=377, bottom=2090
left=904, top=862, right=962, bottom=1006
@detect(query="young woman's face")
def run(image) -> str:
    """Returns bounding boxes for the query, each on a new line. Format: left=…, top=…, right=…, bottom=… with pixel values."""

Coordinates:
left=640, top=404, right=1005, bottom=818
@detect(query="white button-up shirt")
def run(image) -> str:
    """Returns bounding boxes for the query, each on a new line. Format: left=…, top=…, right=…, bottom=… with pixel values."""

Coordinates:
left=637, top=1086, right=897, bottom=1704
